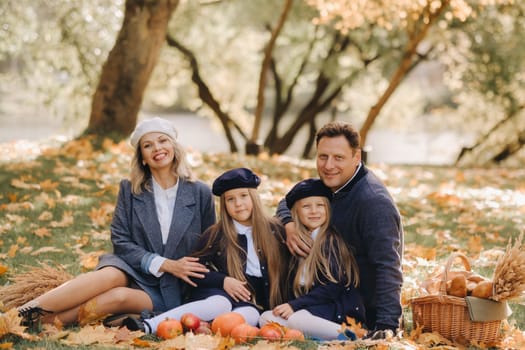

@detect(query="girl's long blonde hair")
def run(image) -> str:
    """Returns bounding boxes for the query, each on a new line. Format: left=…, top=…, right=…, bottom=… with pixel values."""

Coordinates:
left=195, top=188, right=287, bottom=308
left=291, top=196, right=359, bottom=297
left=129, top=137, right=195, bottom=194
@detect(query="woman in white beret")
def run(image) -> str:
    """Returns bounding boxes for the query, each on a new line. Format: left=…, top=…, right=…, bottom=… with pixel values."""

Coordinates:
left=18, top=117, right=216, bottom=328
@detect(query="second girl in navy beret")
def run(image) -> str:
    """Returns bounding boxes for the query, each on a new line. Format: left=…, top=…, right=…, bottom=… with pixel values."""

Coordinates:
left=260, top=178, right=365, bottom=340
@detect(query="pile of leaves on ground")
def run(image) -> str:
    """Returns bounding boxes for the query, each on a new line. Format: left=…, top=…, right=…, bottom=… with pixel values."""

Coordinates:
left=0, top=137, right=525, bottom=349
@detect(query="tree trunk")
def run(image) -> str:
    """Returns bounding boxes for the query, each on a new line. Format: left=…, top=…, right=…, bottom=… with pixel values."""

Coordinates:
left=265, top=32, right=348, bottom=155
left=359, top=0, right=449, bottom=148
left=86, top=0, right=179, bottom=138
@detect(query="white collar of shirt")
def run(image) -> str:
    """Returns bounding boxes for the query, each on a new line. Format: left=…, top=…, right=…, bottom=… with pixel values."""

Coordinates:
left=311, top=227, right=321, bottom=241
left=233, top=220, right=262, bottom=277
left=152, top=177, right=179, bottom=244
left=333, top=162, right=362, bottom=194
left=234, top=220, right=252, bottom=236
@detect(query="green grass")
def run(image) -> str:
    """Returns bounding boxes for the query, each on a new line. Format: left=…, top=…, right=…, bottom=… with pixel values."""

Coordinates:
left=1, top=139, right=524, bottom=348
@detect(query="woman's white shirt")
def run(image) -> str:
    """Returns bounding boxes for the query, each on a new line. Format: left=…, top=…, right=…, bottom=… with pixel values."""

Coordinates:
left=149, top=177, right=179, bottom=277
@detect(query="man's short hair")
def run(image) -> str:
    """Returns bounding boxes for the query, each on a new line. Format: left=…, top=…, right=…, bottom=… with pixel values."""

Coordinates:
left=316, top=121, right=361, bottom=149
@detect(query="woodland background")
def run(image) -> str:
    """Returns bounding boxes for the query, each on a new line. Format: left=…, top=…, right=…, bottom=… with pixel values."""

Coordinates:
left=1, top=0, right=525, bottom=349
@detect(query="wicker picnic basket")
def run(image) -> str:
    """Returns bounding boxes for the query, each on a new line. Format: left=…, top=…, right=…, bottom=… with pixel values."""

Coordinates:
left=411, top=252, right=502, bottom=344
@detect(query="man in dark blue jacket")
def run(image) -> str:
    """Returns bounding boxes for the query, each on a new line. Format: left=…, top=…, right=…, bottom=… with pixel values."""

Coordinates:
left=276, top=121, right=403, bottom=337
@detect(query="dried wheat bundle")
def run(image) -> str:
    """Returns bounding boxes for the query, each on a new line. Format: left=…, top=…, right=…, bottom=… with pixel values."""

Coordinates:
left=491, top=232, right=525, bottom=302
left=0, top=263, right=73, bottom=309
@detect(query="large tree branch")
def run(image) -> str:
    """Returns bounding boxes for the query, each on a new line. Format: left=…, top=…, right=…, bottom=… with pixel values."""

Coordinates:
left=359, top=0, right=450, bottom=147
left=456, top=104, right=525, bottom=164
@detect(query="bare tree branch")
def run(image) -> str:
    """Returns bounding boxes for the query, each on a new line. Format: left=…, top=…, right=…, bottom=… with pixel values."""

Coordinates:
left=359, top=0, right=450, bottom=148
left=166, top=34, right=247, bottom=152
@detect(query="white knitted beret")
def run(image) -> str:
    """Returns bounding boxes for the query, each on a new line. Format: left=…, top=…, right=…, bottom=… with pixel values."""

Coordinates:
left=129, top=117, right=178, bottom=148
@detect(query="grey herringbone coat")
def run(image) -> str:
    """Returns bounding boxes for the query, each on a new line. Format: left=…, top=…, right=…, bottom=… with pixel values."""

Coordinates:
left=97, top=178, right=216, bottom=311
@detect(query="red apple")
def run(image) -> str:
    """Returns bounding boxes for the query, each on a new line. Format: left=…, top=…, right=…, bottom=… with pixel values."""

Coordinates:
left=194, top=320, right=212, bottom=335
left=180, top=312, right=201, bottom=332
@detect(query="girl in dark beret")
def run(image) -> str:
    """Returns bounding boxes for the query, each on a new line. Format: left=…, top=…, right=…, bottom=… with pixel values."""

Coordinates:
left=259, top=178, right=365, bottom=340
left=125, top=168, right=289, bottom=333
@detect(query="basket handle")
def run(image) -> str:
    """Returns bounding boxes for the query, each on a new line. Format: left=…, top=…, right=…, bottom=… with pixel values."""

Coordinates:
left=440, top=252, right=471, bottom=295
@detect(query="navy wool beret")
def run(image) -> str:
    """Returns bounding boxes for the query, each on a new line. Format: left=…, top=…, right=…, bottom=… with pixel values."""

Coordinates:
left=212, top=168, right=261, bottom=196
left=285, top=178, right=332, bottom=209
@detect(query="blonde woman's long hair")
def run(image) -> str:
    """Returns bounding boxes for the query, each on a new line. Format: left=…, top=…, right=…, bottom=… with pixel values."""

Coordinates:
left=196, top=188, right=287, bottom=308
left=130, top=136, right=195, bottom=194
left=291, top=196, right=359, bottom=297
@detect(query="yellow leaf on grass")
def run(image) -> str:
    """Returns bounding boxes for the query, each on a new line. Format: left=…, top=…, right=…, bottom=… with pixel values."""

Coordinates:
left=408, top=324, right=424, bottom=340
left=7, top=193, right=16, bottom=203
left=0, top=264, right=9, bottom=276
left=0, top=342, right=13, bottom=349
left=34, top=227, right=51, bottom=238
left=50, top=211, right=74, bottom=228
left=34, top=192, right=57, bottom=209
left=41, top=322, right=69, bottom=340
left=38, top=210, right=53, bottom=221
left=63, top=324, right=114, bottom=345
left=39, top=179, right=59, bottom=191
left=7, top=245, right=18, bottom=258
left=468, top=235, right=484, bottom=254
left=10, top=178, right=39, bottom=190
left=88, top=204, right=113, bottom=227
left=77, top=300, right=109, bottom=326
left=133, top=338, right=153, bottom=347
left=114, top=327, right=142, bottom=343
left=416, top=332, right=453, bottom=346
left=405, top=243, right=437, bottom=260
left=183, top=333, right=222, bottom=350
left=2, top=202, right=34, bottom=212
left=76, top=235, right=90, bottom=247
left=0, top=309, right=34, bottom=340
left=80, top=251, right=103, bottom=271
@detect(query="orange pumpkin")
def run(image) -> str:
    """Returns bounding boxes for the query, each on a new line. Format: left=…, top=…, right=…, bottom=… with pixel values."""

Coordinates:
left=230, top=323, right=259, bottom=343
left=211, top=312, right=246, bottom=336
left=259, top=323, right=284, bottom=341
left=283, top=328, right=305, bottom=341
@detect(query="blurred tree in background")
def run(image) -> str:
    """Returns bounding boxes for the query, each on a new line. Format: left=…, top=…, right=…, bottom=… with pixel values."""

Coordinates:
left=86, top=0, right=179, bottom=137
left=0, top=0, right=523, bottom=163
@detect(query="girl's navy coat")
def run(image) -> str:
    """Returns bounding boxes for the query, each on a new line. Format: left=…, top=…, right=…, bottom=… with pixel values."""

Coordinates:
left=97, top=178, right=216, bottom=311
left=189, top=222, right=288, bottom=311
left=286, top=228, right=366, bottom=325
